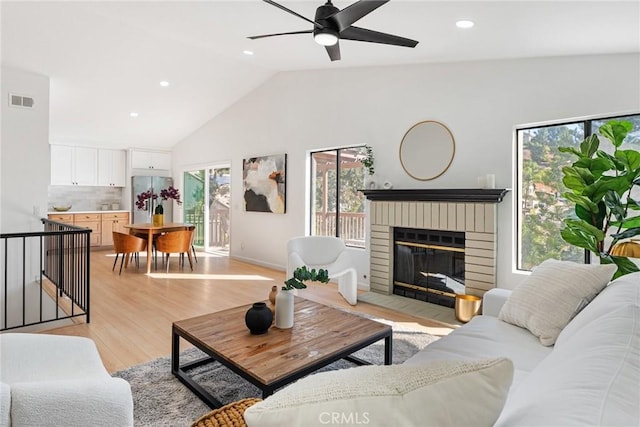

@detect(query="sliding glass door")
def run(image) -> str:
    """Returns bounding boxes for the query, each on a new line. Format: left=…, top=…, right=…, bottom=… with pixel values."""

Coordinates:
left=183, top=165, right=230, bottom=254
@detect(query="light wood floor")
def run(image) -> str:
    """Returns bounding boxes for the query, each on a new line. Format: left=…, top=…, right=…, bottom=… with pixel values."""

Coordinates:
left=45, top=249, right=455, bottom=373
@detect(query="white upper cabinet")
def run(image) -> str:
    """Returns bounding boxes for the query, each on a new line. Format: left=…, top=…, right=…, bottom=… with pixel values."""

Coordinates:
left=131, top=150, right=171, bottom=170
left=50, top=145, right=74, bottom=185
left=98, top=149, right=126, bottom=187
left=51, top=145, right=98, bottom=186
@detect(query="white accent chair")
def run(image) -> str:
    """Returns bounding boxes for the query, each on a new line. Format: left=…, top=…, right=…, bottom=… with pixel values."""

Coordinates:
left=0, top=333, right=134, bottom=427
left=287, top=236, right=358, bottom=305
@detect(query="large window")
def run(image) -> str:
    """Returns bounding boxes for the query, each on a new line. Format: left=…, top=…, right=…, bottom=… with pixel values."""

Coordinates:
left=517, top=114, right=640, bottom=271
left=310, top=146, right=367, bottom=248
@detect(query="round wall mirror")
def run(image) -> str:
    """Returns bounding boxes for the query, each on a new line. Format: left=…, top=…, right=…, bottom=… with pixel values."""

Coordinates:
left=399, top=120, right=455, bottom=181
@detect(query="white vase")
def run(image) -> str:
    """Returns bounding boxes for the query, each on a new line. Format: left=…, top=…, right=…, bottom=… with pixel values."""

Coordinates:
left=364, top=174, right=376, bottom=190
left=274, top=289, right=294, bottom=329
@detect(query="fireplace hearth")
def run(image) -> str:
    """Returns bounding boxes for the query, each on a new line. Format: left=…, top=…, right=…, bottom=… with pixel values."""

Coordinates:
left=393, top=227, right=465, bottom=308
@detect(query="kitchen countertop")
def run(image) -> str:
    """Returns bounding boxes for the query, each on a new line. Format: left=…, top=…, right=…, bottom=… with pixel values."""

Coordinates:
left=48, top=210, right=130, bottom=215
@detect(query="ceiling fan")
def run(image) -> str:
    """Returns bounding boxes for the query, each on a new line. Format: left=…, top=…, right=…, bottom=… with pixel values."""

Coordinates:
left=248, top=0, right=419, bottom=61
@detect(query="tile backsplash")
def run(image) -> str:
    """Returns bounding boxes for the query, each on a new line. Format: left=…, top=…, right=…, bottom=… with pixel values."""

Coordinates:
left=48, top=186, right=124, bottom=211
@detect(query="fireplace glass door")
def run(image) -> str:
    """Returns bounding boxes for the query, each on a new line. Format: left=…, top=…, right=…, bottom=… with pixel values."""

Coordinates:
left=393, top=228, right=465, bottom=308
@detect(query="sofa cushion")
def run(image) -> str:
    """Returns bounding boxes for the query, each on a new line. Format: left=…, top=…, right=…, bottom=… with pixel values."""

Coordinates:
left=404, top=315, right=552, bottom=390
left=10, top=378, right=134, bottom=427
left=556, top=271, right=640, bottom=348
left=495, top=304, right=640, bottom=427
left=498, top=259, right=616, bottom=346
left=0, top=333, right=111, bottom=384
left=244, top=358, right=514, bottom=427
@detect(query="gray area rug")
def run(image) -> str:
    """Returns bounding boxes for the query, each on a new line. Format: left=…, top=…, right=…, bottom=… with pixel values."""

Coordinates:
left=113, top=318, right=438, bottom=427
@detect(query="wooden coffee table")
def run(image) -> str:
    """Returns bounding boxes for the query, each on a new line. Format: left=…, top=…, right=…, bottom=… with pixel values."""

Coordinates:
left=171, top=297, right=392, bottom=408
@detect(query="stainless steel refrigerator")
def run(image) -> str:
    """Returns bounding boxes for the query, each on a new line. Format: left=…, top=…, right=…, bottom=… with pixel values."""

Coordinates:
left=131, top=176, right=174, bottom=224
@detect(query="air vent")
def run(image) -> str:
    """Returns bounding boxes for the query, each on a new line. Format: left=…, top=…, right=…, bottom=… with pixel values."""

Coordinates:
left=9, top=93, right=35, bottom=109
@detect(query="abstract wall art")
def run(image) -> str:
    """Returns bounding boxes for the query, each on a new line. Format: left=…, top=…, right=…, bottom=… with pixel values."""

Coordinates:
left=243, top=153, right=286, bottom=213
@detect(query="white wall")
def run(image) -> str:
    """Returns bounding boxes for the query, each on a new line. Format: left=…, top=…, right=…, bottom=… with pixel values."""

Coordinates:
left=1, top=67, right=50, bottom=233
left=1, top=67, right=51, bottom=327
left=172, top=53, right=640, bottom=289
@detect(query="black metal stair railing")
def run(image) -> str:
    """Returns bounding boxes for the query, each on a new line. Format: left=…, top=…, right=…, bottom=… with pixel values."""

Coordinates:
left=0, top=219, right=91, bottom=331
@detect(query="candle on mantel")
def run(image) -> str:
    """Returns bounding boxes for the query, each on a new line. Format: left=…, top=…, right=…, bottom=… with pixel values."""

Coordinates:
left=485, top=174, right=496, bottom=189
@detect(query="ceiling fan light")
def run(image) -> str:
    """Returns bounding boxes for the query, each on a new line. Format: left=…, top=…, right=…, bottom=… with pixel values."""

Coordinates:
left=314, top=31, right=338, bottom=46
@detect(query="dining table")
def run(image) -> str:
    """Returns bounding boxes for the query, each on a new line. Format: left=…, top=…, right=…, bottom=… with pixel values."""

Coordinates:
left=123, top=222, right=193, bottom=274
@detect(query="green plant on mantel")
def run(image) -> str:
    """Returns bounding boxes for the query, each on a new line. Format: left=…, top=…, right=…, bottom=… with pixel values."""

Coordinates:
left=559, top=119, right=640, bottom=278
left=283, top=266, right=329, bottom=290
left=360, top=145, right=375, bottom=175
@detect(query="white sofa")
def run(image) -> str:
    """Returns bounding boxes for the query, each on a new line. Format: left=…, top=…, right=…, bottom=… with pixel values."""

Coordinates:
left=245, top=265, right=639, bottom=426
left=404, top=270, right=640, bottom=426
left=0, top=333, right=134, bottom=427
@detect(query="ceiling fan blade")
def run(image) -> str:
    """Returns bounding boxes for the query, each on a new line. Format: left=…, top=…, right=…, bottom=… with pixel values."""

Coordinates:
left=340, top=26, right=418, bottom=47
left=325, top=43, right=341, bottom=61
left=331, top=0, right=389, bottom=32
left=248, top=30, right=313, bottom=40
left=262, top=0, right=324, bottom=29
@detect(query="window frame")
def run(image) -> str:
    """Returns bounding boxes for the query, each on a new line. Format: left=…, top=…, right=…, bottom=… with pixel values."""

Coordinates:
left=308, top=145, right=367, bottom=249
left=515, top=112, right=639, bottom=272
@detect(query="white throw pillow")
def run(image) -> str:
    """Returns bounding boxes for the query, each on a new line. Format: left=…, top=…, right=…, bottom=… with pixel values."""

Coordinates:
left=498, top=259, right=616, bottom=346
left=244, top=358, right=513, bottom=427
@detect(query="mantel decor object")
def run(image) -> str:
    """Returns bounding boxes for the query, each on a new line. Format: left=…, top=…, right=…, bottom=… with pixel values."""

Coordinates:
left=245, top=302, right=273, bottom=335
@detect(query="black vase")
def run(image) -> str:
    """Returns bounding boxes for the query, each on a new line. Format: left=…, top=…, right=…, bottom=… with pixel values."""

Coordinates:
left=155, top=203, right=164, bottom=214
left=245, top=302, right=273, bottom=335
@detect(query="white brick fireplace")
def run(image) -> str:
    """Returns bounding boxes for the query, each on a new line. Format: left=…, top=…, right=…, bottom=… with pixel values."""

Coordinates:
left=364, top=189, right=509, bottom=298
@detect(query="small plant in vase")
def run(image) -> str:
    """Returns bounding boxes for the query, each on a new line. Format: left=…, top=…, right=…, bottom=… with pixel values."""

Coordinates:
left=275, top=266, right=329, bottom=329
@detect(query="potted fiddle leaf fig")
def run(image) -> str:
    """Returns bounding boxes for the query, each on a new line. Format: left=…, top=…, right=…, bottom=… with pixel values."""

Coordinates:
left=559, top=119, right=640, bottom=278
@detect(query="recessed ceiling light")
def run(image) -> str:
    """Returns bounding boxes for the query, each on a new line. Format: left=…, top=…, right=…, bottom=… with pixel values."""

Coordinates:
left=159, top=81, right=170, bottom=87
left=243, top=50, right=254, bottom=56
left=129, top=112, right=139, bottom=118
left=456, top=20, right=475, bottom=29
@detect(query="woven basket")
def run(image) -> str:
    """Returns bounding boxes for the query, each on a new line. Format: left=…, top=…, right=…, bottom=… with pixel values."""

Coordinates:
left=191, top=398, right=262, bottom=427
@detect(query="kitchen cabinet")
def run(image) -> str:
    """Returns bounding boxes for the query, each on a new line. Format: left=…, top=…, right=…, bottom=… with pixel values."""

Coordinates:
left=48, top=212, right=129, bottom=247
left=98, top=149, right=126, bottom=187
left=71, top=213, right=102, bottom=247
left=131, top=149, right=171, bottom=170
left=50, top=145, right=98, bottom=186
left=101, top=212, right=130, bottom=246
left=48, top=213, right=74, bottom=223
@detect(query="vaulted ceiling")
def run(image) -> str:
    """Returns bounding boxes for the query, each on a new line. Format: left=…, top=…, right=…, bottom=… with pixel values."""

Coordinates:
left=2, top=1, right=638, bottom=149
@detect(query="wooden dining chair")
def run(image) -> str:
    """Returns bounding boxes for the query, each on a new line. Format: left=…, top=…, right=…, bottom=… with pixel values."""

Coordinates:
left=187, top=225, right=198, bottom=263
left=112, top=232, right=147, bottom=275
left=154, top=229, right=194, bottom=273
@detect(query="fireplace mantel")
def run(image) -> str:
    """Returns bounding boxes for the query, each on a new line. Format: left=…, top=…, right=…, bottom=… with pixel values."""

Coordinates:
left=363, top=188, right=509, bottom=203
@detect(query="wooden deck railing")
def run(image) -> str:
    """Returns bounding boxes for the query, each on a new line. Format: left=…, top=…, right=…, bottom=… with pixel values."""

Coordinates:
left=184, top=211, right=229, bottom=248
left=314, top=212, right=366, bottom=248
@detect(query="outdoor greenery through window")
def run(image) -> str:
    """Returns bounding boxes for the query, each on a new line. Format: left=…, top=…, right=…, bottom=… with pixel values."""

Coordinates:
left=517, top=113, right=640, bottom=271
left=311, top=146, right=367, bottom=248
